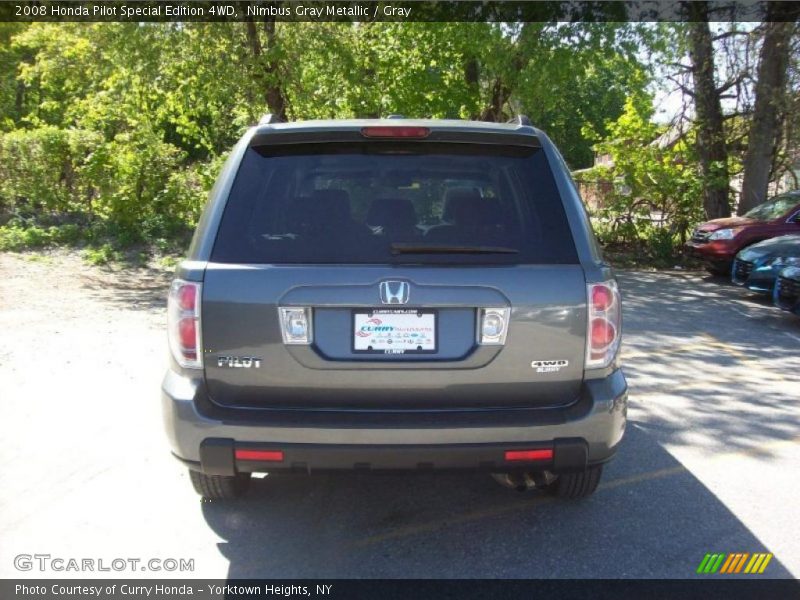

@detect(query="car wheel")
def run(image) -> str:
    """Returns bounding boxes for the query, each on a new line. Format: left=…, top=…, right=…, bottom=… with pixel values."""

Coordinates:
left=548, top=465, right=603, bottom=499
left=189, top=469, right=251, bottom=500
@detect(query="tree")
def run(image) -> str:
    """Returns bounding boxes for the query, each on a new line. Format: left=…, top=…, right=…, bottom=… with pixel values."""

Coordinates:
left=243, top=13, right=287, bottom=121
left=0, top=22, right=690, bottom=247
left=739, top=4, right=800, bottom=214
left=581, top=95, right=703, bottom=249
left=686, top=5, right=732, bottom=219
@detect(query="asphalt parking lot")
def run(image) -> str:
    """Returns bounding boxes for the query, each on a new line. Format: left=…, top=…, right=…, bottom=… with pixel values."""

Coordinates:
left=1, top=252, right=798, bottom=579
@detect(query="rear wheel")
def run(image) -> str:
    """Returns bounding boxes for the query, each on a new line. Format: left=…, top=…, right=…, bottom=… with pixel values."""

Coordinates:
left=548, top=465, right=603, bottom=499
left=189, top=470, right=251, bottom=500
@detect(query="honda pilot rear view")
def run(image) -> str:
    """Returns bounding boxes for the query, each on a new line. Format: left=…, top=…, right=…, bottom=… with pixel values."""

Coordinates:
left=162, top=116, right=627, bottom=501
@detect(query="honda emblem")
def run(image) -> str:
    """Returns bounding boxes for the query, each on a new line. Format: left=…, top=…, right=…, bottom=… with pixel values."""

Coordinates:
left=379, top=281, right=410, bottom=305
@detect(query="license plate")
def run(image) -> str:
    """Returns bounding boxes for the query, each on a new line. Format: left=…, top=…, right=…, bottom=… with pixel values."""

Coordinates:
left=352, top=309, right=437, bottom=354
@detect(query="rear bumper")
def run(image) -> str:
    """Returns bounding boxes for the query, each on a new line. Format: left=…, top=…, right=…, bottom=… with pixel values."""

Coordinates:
left=162, top=369, right=627, bottom=474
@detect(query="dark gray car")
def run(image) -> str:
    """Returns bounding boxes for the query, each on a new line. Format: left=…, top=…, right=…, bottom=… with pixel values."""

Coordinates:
left=162, top=116, right=627, bottom=500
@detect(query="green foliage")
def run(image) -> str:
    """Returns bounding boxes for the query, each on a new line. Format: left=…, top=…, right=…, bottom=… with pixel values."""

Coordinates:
left=0, top=126, right=103, bottom=216
left=0, top=223, right=82, bottom=250
left=579, top=96, right=704, bottom=258
left=81, top=243, right=124, bottom=266
left=0, top=22, right=674, bottom=263
left=88, top=127, right=185, bottom=235
left=508, top=23, right=653, bottom=168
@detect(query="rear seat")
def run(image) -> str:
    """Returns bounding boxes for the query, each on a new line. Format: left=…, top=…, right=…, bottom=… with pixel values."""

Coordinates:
left=289, top=189, right=371, bottom=238
left=366, top=197, right=420, bottom=239
left=426, top=188, right=503, bottom=243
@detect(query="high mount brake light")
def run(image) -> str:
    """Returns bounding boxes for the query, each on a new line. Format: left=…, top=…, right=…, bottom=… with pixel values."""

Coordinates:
left=360, top=126, right=431, bottom=139
left=586, top=281, right=621, bottom=369
left=168, top=280, right=202, bottom=369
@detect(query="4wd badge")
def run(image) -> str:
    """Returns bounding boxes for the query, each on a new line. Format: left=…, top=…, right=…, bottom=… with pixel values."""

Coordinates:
left=531, top=359, right=568, bottom=373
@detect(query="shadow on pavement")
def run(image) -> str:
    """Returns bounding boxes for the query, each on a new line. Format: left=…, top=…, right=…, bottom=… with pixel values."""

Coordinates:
left=617, top=270, right=800, bottom=345
left=196, top=269, right=797, bottom=577
left=79, top=265, right=171, bottom=313
left=201, top=425, right=791, bottom=578
left=618, top=270, right=799, bottom=456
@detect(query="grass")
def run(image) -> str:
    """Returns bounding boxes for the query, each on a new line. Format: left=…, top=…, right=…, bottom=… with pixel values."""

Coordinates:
left=22, top=253, right=53, bottom=264
left=603, top=245, right=704, bottom=271
left=81, top=244, right=126, bottom=266
left=0, top=221, right=184, bottom=270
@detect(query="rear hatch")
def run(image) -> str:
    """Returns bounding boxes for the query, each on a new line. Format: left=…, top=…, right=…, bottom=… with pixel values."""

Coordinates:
left=202, top=124, right=586, bottom=411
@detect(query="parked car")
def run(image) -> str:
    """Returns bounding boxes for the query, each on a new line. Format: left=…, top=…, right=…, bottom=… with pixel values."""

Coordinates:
left=162, top=115, right=627, bottom=501
left=731, top=235, right=800, bottom=293
left=774, top=266, right=800, bottom=315
left=686, top=190, right=800, bottom=275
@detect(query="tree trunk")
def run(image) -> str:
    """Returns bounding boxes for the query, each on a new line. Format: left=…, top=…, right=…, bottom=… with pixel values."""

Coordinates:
left=243, top=11, right=287, bottom=121
left=479, top=79, right=512, bottom=122
left=261, top=18, right=287, bottom=121
left=738, top=4, right=799, bottom=215
left=687, top=7, right=731, bottom=219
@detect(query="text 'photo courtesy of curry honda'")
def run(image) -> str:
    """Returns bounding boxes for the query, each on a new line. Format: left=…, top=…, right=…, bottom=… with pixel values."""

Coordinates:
left=161, top=115, right=627, bottom=501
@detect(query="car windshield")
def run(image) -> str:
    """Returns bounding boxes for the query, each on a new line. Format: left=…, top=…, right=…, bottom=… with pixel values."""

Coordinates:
left=743, top=193, right=799, bottom=221
left=211, top=142, right=578, bottom=265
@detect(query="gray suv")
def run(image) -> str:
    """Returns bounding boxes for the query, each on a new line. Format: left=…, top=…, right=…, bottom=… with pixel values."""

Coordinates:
left=162, top=116, right=627, bottom=500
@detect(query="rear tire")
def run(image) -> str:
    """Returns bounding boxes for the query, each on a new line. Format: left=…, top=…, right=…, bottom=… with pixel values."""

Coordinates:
left=549, top=465, right=603, bottom=499
left=189, top=470, right=251, bottom=500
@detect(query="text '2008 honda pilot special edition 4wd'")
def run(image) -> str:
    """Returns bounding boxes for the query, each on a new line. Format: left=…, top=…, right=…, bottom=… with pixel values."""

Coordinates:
left=162, top=116, right=627, bottom=501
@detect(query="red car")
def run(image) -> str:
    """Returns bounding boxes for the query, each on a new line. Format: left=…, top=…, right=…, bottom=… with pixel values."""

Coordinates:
left=686, top=190, right=800, bottom=274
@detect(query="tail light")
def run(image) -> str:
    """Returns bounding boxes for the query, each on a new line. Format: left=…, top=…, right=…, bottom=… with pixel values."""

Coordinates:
left=168, top=279, right=202, bottom=369
left=586, top=280, right=621, bottom=369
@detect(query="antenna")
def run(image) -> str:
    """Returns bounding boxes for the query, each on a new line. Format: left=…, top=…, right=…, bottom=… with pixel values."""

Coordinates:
left=258, top=113, right=283, bottom=125
left=508, top=115, right=532, bottom=127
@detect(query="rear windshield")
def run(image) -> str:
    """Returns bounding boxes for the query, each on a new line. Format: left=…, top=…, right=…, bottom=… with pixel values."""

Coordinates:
left=211, top=142, right=578, bottom=265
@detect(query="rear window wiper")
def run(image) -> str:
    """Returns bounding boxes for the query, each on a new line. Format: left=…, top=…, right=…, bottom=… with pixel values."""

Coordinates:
left=390, top=243, right=519, bottom=255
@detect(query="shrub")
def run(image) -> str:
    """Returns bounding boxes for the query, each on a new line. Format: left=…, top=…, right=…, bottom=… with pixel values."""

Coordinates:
left=0, top=123, right=224, bottom=257
left=0, top=127, right=104, bottom=218
left=81, top=243, right=123, bottom=266
left=0, top=223, right=85, bottom=251
left=83, top=127, right=186, bottom=239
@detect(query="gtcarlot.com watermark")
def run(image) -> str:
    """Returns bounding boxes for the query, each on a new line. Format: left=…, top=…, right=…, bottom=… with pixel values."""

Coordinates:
left=14, top=554, right=194, bottom=573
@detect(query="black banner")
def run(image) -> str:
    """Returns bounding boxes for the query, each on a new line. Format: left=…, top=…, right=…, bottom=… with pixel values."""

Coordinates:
left=3, top=579, right=800, bottom=600
left=0, top=1, right=794, bottom=23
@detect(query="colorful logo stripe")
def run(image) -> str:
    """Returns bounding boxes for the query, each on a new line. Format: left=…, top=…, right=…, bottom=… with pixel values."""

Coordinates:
left=697, top=553, right=772, bottom=574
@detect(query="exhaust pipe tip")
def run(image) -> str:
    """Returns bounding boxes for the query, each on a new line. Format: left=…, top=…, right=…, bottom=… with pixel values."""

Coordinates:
left=491, top=471, right=557, bottom=492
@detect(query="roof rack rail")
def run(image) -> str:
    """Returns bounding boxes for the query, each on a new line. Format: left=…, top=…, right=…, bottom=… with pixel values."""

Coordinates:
left=509, top=115, right=532, bottom=127
left=258, top=113, right=283, bottom=125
